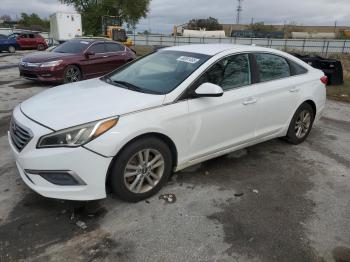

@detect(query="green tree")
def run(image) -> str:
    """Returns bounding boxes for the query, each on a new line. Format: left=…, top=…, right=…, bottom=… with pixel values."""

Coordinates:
left=18, top=13, right=50, bottom=31
left=60, top=0, right=151, bottom=35
left=187, top=17, right=223, bottom=31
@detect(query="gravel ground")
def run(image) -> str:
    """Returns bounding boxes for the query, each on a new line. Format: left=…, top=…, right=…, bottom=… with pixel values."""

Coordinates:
left=0, top=51, right=350, bottom=262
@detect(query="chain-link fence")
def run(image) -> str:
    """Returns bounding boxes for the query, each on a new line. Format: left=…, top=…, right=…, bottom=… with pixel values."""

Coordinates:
left=129, top=34, right=350, bottom=55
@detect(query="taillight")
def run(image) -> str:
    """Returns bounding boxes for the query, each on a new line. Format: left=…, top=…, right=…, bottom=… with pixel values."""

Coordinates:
left=320, top=76, right=328, bottom=85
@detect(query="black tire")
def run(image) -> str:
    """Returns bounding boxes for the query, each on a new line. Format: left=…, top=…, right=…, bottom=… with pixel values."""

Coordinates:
left=285, top=103, right=315, bottom=145
left=63, top=65, right=82, bottom=83
left=8, top=45, right=16, bottom=53
left=110, top=137, right=173, bottom=202
left=37, top=44, right=45, bottom=51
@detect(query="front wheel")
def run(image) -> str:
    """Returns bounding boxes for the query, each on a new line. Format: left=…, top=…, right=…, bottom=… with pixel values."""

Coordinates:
left=63, top=65, right=82, bottom=83
left=285, top=103, right=315, bottom=145
left=110, top=137, right=173, bottom=202
left=8, top=45, right=15, bottom=53
left=37, top=44, right=45, bottom=51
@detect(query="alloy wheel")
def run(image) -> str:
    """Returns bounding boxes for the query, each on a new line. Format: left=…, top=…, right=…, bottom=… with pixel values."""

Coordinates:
left=65, top=67, right=81, bottom=82
left=295, top=110, right=311, bottom=139
left=124, top=149, right=165, bottom=194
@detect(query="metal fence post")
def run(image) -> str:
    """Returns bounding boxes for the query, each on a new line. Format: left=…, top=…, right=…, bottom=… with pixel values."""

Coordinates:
left=188, top=36, right=191, bottom=44
left=146, top=34, right=149, bottom=46
left=302, top=39, right=306, bottom=53
left=160, top=34, right=163, bottom=46
left=342, top=40, right=347, bottom=54
left=133, top=32, right=136, bottom=46
left=284, top=39, right=287, bottom=51
left=325, top=41, right=330, bottom=56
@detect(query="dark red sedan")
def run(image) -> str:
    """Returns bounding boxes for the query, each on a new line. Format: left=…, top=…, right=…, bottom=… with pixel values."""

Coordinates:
left=19, top=38, right=136, bottom=83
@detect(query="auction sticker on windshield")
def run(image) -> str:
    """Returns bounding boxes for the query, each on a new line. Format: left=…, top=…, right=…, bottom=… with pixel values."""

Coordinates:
left=177, top=56, right=200, bottom=64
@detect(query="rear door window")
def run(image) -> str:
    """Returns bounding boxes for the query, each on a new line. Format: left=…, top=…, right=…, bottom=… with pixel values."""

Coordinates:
left=106, top=43, right=125, bottom=52
left=255, top=53, right=290, bottom=82
left=88, top=43, right=106, bottom=54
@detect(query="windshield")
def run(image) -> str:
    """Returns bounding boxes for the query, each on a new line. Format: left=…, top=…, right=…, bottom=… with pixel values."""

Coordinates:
left=53, top=40, right=91, bottom=54
left=103, top=50, right=211, bottom=94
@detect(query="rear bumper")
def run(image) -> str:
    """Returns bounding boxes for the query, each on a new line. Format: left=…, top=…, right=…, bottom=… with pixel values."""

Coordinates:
left=8, top=106, right=112, bottom=200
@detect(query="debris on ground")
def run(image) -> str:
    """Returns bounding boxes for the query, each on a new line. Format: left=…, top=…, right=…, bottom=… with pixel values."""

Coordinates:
left=253, top=189, right=259, bottom=194
left=204, top=171, right=210, bottom=176
left=76, top=220, right=88, bottom=230
left=234, top=192, right=244, bottom=197
left=159, top=193, right=176, bottom=204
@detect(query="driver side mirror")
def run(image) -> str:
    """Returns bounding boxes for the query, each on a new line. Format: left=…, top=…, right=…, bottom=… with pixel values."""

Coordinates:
left=194, top=83, right=224, bottom=98
left=84, top=51, right=95, bottom=57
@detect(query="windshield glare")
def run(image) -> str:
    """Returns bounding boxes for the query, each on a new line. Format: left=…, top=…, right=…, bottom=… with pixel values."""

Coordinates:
left=53, top=40, right=91, bottom=54
left=105, top=50, right=211, bottom=94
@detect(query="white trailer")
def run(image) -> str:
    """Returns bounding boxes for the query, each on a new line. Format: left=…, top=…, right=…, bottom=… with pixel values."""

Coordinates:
left=182, top=29, right=226, bottom=38
left=50, top=12, right=82, bottom=42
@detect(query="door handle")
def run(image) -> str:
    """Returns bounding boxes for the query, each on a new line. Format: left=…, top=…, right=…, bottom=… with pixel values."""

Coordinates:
left=243, top=97, right=258, bottom=105
left=289, top=87, right=300, bottom=93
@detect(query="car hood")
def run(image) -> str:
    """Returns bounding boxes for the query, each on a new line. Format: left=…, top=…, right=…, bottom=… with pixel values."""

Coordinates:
left=21, top=51, right=75, bottom=63
left=20, top=78, right=166, bottom=130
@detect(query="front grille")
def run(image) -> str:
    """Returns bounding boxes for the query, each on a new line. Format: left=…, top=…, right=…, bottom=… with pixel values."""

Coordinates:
left=10, top=118, right=33, bottom=152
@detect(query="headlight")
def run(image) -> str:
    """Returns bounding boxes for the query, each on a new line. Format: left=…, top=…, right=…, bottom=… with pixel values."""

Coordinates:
left=40, top=60, right=63, bottom=68
left=37, top=117, right=118, bottom=148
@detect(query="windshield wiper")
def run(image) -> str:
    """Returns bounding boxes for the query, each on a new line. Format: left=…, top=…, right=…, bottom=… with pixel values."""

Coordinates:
left=110, top=80, right=162, bottom=95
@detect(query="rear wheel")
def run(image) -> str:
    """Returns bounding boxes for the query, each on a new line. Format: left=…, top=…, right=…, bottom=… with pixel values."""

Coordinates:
left=8, top=45, right=15, bottom=53
left=285, top=103, right=315, bottom=145
left=37, top=44, right=45, bottom=51
left=63, top=65, right=82, bottom=83
left=110, top=137, right=173, bottom=202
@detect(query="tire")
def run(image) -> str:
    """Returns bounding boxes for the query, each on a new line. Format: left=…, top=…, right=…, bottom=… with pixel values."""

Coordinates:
left=285, top=103, right=315, bottom=145
left=63, top=65, right=82, bottom=83
left=110, top=137, right=173, bottom=202
left=8, top=45, right=15, bottom=53
left=37, top=44, right=45, bottom=51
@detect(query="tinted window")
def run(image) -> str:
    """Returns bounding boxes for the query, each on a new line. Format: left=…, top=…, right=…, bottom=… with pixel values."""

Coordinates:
left=255, top=53, right=290, bottom=82
left=105, top=51, right=210, bottom=94
left=88, top=43, right=106, bottom=53
left=0, top=34, right=7, bottom=39
left=196, top=54, right=251, bottom=91
left=53, top=40, right=90, bottom=54
left=106, top=42, right=125, bottom=52
left=28, top=34, right=35, bottom=38
left=289, top=60, right=308, bottom=75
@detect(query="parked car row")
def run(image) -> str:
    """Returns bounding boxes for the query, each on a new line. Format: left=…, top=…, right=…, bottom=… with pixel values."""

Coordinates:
left=19, top=38, right=136, bottom=83
left=0, top=31, right=48, bottom=53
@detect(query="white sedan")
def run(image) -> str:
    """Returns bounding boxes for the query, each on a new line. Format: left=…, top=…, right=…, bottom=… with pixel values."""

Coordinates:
left=8, top=44, right=327, bottom=202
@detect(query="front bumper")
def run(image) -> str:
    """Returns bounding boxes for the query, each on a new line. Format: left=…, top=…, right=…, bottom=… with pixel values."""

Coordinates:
left=19, top=65, right=65, bottom=83
left=8, top=106, right=112, bottom=200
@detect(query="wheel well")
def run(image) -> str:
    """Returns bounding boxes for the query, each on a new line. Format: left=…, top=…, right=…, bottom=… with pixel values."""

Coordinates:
left=105, top=133, right=178, bottom=192
left=304, top=100, right=316, bottom=116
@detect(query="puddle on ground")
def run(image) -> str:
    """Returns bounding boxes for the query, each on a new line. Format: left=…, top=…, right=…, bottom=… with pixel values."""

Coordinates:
left=333, top=246, right=350, bottom=262
left=0, top=193, right=107, bottom=261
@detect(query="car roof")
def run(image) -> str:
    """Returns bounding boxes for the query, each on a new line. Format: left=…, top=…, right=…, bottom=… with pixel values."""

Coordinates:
left=72, top=38, right=123, bottom=45
left=162, top=44, right=279, bottom=56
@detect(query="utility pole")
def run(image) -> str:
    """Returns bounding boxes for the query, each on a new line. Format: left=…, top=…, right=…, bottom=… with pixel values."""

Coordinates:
left=236, top=0, right=243, bottom=24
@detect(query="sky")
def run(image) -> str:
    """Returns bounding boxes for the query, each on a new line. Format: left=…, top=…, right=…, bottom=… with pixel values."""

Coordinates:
left=1, top=0, right=350, bottom=34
